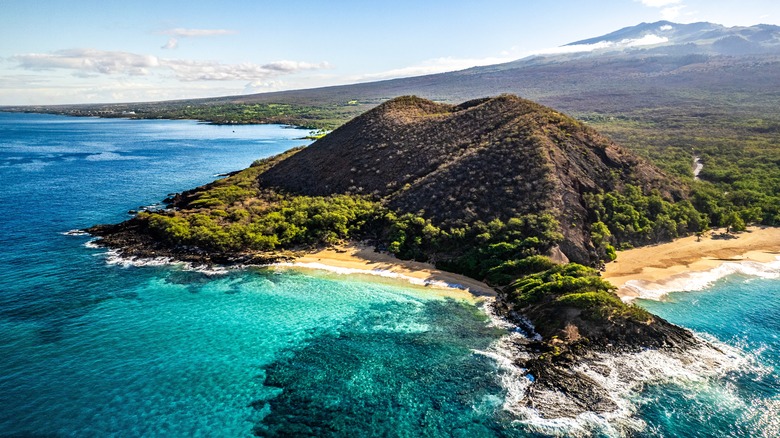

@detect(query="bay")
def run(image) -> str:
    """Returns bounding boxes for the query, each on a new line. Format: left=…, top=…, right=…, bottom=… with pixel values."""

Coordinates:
left=0, top=113, right=508, bottom=436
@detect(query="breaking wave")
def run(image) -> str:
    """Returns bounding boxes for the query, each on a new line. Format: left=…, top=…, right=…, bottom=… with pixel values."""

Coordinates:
left=91, top=247, right=230, bottom=276
left=271, top=261, right=478, bottom=293
left=623, top=257, right=780, bottom=301
left=474, top=298, right=765, bottom=437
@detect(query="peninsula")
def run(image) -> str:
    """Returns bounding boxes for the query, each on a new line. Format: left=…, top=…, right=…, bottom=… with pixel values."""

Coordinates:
left=89, top=95, right=730, bottom=416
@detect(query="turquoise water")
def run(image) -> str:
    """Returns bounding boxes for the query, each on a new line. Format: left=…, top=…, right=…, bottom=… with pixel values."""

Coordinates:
left=636, top=276, right=780, bottom=437
left=1, top=112, right=778, bottom=437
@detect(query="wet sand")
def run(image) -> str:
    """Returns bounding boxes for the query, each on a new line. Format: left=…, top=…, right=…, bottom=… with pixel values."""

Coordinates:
left=278, top=243, right=497, bottom=301
left=602, top=227, right=780, bottom=300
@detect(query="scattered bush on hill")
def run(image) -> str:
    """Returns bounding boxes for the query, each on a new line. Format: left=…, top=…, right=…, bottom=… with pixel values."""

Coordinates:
left=506, top=263, right=651, bottom=322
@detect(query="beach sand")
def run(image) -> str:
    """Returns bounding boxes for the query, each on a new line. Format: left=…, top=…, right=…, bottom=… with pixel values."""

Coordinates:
left=279, top=227, right=780, bottom=303
left=280, top=243, right=497, bottom=301
left=603, top=227, right=780, bottom=300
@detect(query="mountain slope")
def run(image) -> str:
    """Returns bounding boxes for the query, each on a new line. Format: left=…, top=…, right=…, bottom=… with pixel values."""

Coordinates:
left=566, top=20, right=780, bottom=55
left=260, top=95, right=680, bottom=263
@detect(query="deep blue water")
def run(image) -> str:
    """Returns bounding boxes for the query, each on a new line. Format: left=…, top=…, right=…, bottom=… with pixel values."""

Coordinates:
left=0, top=112, right=778, bottom=437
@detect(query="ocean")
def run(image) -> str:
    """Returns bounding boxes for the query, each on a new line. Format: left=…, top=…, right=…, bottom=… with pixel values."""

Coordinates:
left=0, top=112, right=778, bottom=437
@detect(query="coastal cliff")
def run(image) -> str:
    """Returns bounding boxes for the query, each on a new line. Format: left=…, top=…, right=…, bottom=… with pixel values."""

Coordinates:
left=89, top=95, right=703, bottom=419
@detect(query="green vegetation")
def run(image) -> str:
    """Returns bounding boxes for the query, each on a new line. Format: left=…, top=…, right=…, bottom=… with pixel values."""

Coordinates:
left=430, top=215, right=563, bottom=283
left=145, top=176, right=565, bottom=286
left=15, top=101, right=367, bottom=130
left=586, top=108, right=780, bottom=229
left=144, top=194, right=380, bottom=252
left=506, top=263, right=651, bottom=321
left=584, top=184, right=710, bottom=255
left=303, top=129, right=330, bottom=140
left=148, top=103, right=360, bottom=129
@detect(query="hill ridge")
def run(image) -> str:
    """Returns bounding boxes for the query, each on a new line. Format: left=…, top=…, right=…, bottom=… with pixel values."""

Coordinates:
left=259, top=94, right=680, bottom=263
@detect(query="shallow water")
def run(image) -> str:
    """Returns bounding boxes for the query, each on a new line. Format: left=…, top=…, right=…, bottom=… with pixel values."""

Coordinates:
left=1, top=112, right=778, bottom=437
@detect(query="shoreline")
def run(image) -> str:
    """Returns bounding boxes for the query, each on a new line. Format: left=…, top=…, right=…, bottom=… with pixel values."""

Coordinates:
left=84, top=221, right=496, bottom=302
left=602, top=226, right=780, bottom=301
left=276, top=243, right=497, bottom=301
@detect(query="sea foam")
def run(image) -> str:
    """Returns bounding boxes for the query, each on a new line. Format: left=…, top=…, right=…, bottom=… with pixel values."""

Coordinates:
left=511, top=337, right=759, bottom=437
left=61, top=229, right=90, bottom=236
left=623, top=256, right=780, bottom=301
left=271, top=261, right=475, bottom=292
left=95, top=248, right=230, bottom=276
left=474, top=297, right=765, bottom=437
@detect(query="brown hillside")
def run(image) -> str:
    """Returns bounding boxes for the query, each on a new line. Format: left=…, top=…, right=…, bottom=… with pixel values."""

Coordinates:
left=259, top=95, right=680, bottom=263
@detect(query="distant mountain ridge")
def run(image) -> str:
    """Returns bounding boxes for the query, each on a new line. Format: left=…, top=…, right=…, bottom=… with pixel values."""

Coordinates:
left=565, top=20, right=780, bottom=55
left=6, top=20, right=778, bottom=123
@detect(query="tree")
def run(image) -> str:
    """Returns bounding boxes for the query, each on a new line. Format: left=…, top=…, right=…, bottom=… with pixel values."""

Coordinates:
left=724, top=210, right=746, bottom=233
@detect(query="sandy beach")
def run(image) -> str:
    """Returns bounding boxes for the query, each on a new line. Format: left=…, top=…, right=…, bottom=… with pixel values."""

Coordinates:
left=277, top=244, right=497, bottom=301
left=276, top=227, right=780, bottom=303
left=603, top=227, right=780, bottom=300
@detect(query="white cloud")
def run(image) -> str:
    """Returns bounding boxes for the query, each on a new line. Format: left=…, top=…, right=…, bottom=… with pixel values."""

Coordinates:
left=626, top=34, right=669, bottom=46
left=638, top=0, right=686, bottom=20
left=353, top=56, right=514, bottom=81
left=531, top=34, right=668, bottom=56
left=13, top=49, right=160, bottom=75
left=159, top=28, right=236, bottom=38
left=659, top=24, right=674, bottom=31
left=640, top=0, right=680, bottom=6
left=11, top=49, right=330, bottom=82
left=262, top=60, right=331, bottom=73
left=161, top=38, right=179, bottom=50
left=164, top=59, right=330, bottom=81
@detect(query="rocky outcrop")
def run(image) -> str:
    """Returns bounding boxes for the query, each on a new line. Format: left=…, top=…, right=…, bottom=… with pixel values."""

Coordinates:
left=86, top=220, right=294, bottom=266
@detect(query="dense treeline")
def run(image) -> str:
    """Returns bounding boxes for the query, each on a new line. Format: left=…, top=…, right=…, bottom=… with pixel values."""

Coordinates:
left=589, top=109, right=780, bottom=230
left=584, top=184, right=709, bottom=258
left=144, top=194, right=379, bottom=252
left=382, top=212, right=563, bottom=285
left=144, top=189, right=565, bottom=286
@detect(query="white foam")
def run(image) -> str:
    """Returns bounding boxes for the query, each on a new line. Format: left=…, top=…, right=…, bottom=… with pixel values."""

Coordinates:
left=99, top=248, right=230, bottom=275
left=472, top=302, right=634, bottom=437
left=623, top=256, right=780, bottom=301
left=84, top=239, right=102, bottom=249
left=515, top=334, right=767, bottom=437
left=271, top=261, right=475, bottom=292
left=473, top=297, right=767, bottom=437
left=62, top=229, right=90, bottom=236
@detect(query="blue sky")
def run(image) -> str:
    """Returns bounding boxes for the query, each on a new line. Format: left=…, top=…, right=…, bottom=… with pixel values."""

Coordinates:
left=1, top=0, right=779, bottom=105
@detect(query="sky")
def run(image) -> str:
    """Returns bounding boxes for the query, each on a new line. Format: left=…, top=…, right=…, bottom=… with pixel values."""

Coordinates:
left=1, top=0, right=779, bottom=105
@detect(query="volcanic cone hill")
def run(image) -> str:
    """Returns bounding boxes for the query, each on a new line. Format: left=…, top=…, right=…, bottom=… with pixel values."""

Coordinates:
left=260, top=95, right=682, bottom=263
